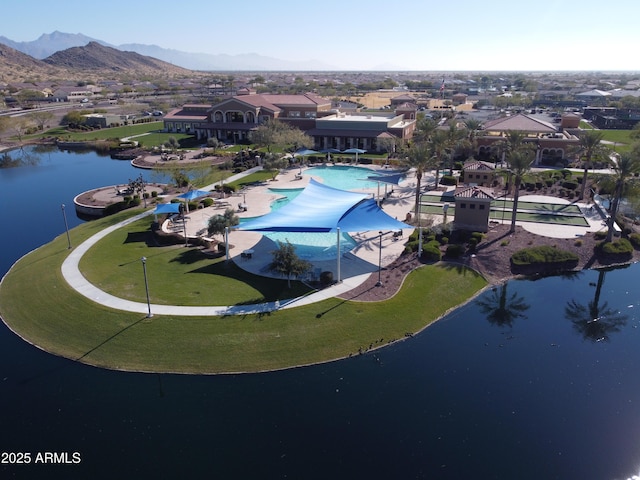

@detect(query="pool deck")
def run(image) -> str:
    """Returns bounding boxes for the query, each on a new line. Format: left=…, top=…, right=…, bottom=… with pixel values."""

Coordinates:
left=167, top=165, right=417, bottom=282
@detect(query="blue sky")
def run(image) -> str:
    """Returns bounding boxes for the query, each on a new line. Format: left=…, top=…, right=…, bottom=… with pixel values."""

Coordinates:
left=2, top=0, right=639, bottom=71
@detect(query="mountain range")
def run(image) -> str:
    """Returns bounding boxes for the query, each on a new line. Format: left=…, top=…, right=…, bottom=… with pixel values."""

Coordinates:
left=0, top=31, right=337, bottom=71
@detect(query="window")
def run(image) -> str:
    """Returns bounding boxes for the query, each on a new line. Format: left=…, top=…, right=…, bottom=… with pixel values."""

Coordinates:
left=470, top=203, right=476, bottom=209
left=479, top=204, right=485, bottom=210
left=289, top=111, right=301, bottom=118
left=305, top=111, right=316, bottom=118
left=460, top=203, right=466, bottom=209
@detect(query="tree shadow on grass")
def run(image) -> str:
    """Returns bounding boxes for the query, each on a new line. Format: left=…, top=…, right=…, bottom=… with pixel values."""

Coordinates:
left=189, top=259, right=313, bottom=303
left=124, top=231, right=153, bottom=245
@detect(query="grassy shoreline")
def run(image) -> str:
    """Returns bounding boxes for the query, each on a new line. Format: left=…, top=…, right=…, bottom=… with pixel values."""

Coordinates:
left=0, top=210, right=487, bottom=374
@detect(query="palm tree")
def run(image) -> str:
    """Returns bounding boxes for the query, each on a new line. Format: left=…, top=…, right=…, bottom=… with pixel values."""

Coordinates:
left=499, top=130, right=533, bottom=193
left=444, top=122, right=468, bottom=175
left=605, top=152, right=640, bottom=242
left=573, top=130, right=610, bottom=200
left=507, top=149, right=535, bottom=233
left=412, top=117, right=438, bottom=143
left=405, top=142, right=435, bottom=219
left=463, top=118, right=483, bottom=159
left=429, top=130, right=449, bottom=188
left=476, top=283, right=530, bottom=329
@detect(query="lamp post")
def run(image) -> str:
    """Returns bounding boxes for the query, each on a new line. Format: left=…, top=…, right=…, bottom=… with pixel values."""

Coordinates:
left=141, top=257, right=152, bottom=318
left=61, top=204, right=71, bottom=249
left=376, top=231, right=383, bottom=287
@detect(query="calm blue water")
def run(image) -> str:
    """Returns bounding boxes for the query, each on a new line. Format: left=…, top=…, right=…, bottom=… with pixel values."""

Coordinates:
left=1, top=147, right=640, bottom=479
left=305, top=165, right=383, bottom=190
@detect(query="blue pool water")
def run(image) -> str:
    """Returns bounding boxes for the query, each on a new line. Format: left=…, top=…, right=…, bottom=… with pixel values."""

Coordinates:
left=304, top=165, right=382, bottom=191
left=244, top=187, right=357, bottom=260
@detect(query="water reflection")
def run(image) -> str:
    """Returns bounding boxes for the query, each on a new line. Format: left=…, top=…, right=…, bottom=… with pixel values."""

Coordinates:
left=476, top=283, right=530, bottom=328
left=0, top=146, right=41, bottom=168
left=564, top=268, right=629, bottom=342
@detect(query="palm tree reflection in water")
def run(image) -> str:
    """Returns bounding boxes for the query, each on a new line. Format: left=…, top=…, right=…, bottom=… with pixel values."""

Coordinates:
left=477, top=283, right=530, bottom=329
left=565, top=269, right=628, bottom=342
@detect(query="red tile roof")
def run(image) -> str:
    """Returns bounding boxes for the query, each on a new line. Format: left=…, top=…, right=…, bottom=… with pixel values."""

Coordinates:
left=454, top=185, right=495, bottom=200
left=482, top=113, right=556, bottom=133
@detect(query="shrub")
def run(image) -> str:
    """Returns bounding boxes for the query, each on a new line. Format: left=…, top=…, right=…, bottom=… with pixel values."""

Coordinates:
left=445, top=244, right=465, bottom=258
left=598, top=238, right=633, bottom=256
left=574, top=239, right=583, bottom=247
left=471, top=232, right=484, bottom=243
left=467, top=237, right=478, bottom=250
left=500, top=239, right=510, bottom=247
left=629, top=233, right=640, bottom=249
left=421, top=240, right=442, bottom=262
left=440, top=175, right=457, bottom=186
left=511, top=245, right=579, bottom=266
left=439, top=236, right=449, bottom=245
left=594, top=231, right=607, bottom=240
left=202, top=198, right=214, bottom=207
left=151, top=190, right=158, bottom=198
left=562, top=180, right=578, bottom=190
left=319, top=271, right=334, bottom=285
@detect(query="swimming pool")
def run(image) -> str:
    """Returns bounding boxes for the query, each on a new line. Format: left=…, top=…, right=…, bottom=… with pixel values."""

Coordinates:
left=304, top=165, right=382, bottom=191
left=242, top=187, right=358, bottom=261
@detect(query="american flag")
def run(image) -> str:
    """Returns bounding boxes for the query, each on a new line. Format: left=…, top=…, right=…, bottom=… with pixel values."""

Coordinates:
left=440, top=78, right=445, bottom=91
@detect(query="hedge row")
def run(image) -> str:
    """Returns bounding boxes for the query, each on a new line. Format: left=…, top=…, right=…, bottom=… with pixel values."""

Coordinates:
left=511, top=245, right=579, bottom=266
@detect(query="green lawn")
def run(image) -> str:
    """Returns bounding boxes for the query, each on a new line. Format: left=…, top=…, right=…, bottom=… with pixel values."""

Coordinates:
left=598, top=129, right=635, bottom=153
left=36, top=122, right=164, bottom=141
left=79, top=217, right=313, bottom=305
left=0, top=210, right=487, bottom=374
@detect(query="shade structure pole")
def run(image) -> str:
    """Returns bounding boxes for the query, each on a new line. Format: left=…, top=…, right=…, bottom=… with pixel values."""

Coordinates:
left=225, top=226, right=229, bottom=261
left=336, top=227, right=341, bottom=283
left=182, top=215, right=187, bottom=247
left=376, top=231, right=383, bottom=287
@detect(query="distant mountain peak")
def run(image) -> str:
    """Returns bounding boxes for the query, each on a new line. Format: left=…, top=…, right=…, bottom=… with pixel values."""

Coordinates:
left=1, top=31, right=339, bottom=71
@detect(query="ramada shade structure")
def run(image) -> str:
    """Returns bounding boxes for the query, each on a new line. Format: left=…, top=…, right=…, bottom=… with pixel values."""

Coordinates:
left=153, top=203, right=181, bottom=215
left=237, top=178, right=409, bottom=233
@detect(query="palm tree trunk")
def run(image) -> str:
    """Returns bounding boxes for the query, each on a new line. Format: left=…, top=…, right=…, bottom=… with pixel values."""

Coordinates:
left=414, top=173, right=422, bottom=220
left=606, top=180, right=623, bottom=242
left=510, top=179, right=521, bottom=233
left=580, top=166, right=589, bottom=200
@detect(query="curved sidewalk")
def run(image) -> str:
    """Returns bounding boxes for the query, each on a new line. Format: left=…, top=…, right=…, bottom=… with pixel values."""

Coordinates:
left=60, top=210, right=371, bottom=317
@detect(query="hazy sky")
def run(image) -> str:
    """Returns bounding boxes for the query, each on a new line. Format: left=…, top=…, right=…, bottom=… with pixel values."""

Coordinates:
left=3, top=0, right=639, bottom=71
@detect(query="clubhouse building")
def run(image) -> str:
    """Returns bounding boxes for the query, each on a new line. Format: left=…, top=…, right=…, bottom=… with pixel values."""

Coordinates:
left=163, top=93, right=417, bottom=152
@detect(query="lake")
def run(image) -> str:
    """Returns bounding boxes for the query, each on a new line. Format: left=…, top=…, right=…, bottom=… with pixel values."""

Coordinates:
left=1, top=146, right=639, bottom=479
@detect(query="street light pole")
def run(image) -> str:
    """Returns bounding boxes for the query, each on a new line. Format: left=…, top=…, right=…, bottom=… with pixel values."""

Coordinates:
left=376, top=231, right=383, bottom=287
left=141, top=257, right=153, bottom=318
left=61, top=203, right=71, bottom=249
